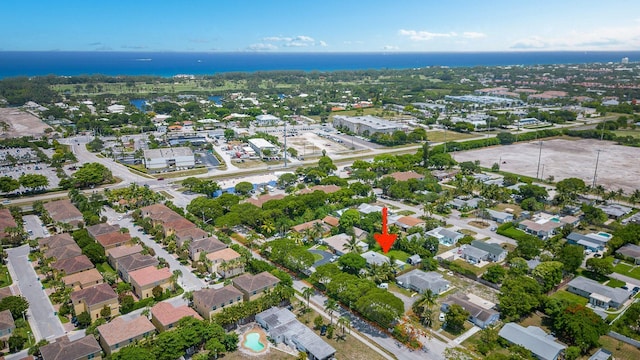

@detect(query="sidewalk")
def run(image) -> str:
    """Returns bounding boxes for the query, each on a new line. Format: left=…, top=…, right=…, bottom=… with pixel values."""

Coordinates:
left=454, top=325, right=481, bottom=344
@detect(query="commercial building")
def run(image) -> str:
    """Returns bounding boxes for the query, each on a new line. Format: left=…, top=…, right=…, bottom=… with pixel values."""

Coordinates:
left=332, top=115, right=407, bottom=136
left=255, top=114, right=281, bottom=126
left=143, top=147, right=195, bottom=173
left=248, top=138, right=280, bottom=159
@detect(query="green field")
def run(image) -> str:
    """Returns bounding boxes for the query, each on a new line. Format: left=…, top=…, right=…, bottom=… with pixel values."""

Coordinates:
left=607, top=278, right=627, bottom=288
left=550, top=290, right=588, bottom=305
left=613, top=130, right=640, bottom=138
left=613, top=262, right=640, bottom=281
left=384, top=250, right=410, bottom=262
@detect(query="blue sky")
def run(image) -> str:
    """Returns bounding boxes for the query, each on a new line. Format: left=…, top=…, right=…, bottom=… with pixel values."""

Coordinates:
left=3, top=0, right=639, bottom=52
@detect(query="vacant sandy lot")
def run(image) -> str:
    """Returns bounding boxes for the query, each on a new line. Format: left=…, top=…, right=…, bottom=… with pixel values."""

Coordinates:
left=282, top=132, right=351, bottom=157
left=454, top=138, right=640, bottom=193
left=0, top=108, right=52, bottom=138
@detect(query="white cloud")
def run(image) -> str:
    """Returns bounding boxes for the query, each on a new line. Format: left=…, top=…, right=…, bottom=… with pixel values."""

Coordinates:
left=383, top=45, right=399, bottom=50
left=462, top=32, right=487, bottom=39
left=319, top=40, right=328, bottom=47
left=284, top=42, right=310, bottom=47
left=511, top=25, right=640, bottom=50
left=261, top=35, right=326, bottom=48
left=294, top=35, right=315, bottom=42
left=399, top=29, right=456, bottom=41
left=263, top=36, right=292, bottom=42
left=247, top=43, right=277, bottom=51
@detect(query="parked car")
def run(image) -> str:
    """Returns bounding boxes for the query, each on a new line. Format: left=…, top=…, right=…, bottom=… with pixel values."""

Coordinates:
left=320, top=325, right=327, bottom=336
left=439, top=313, right=446, bottom=322
left=594, top=253, right=602, bottom=258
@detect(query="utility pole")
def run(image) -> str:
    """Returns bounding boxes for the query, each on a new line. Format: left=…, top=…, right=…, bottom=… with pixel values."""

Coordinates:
left=283, top=122, right=287, bottom=168
left=535, top=141, right=543, bottom=179
left=592, top=149, right=602, bottom=188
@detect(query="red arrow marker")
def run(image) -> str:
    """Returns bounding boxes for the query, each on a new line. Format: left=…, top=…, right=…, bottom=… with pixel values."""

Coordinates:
left=374, top=207, right=397, bottom=254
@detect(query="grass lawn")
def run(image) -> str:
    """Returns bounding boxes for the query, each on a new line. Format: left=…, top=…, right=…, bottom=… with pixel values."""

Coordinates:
left=158, top=190, right=174, bottom=199
left=439, top=321, right=473, bottom=340
left=437, top=244, right=454, bottom=255
left=607, top=278, right=626, bottom=288
left=426, top=130, right=476, bottom=143
left=96, top=262, right=116, bottom=275
left=0, top=265, right=12, bottom=287
left=452, top=259, right=486, bottom=276
left=312, top=253, right=323, bottom=262
left=459, top=229, right=477, bottom=237
left=58, top=314, right=69, bottom=323
left=519, top=312, right=552, bottom=332
left=315, top=245, right=329, bottom=251
left=300, top=308, right=388, bottom=360
left=388, top=282, right=414, bottom=298
left=395, top=210, right=415, bottom=216
left=384, top=250, right=410, bottom=262
left=153, top=167, right=208, bottom=179
left=550, top=290, right=588, bottom=305
left=613, top=262, right=640, bottom=281
left=599, top=335, right=640, bottom=360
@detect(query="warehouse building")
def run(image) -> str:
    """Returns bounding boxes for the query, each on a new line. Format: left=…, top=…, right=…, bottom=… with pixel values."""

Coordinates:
left=332, top=115, right=407, bottom=135
left=248, top=138, right=280, bottom=159
left=143, top=147, right=195, bottom=173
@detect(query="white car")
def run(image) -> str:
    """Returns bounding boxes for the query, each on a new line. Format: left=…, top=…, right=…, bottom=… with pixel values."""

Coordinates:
left=439, top=313, right=446, bottom=322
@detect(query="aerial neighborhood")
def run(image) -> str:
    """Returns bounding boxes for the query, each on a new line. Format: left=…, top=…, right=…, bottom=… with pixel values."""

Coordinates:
left=1, top=61, right=640, bottom=360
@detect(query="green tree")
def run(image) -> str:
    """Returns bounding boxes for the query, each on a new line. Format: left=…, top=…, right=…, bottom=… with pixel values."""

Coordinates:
left=313, top=315, right=324, bottom=329
left=444, top=304, right=470, bottom=334
left=498, top=275, right=542, bottom=321
left=234, top=181, right=254, bottom=196
left=0, top=295, right=29, bottom=319
left=100, top=305, right=111, bottom=319
left=318, top=156, right=337, bottom=174
left=532, top=261, right=564, bottom=292
left=8, top=334, right=26, bottom=352
left=81, top=242, right=106, bottom=264
left=412, top=289, right=437, bottom=328
left=338, top=253, right=366, bottom=275
left=483, top=264, right=507, bottom=284
left=552, top=304, right=608, bottom=353
left=76, top=311, right=92, bottom=328
left=581, top=204, right=608, bottom=226
left=585, top=257, right=613, bottom=277
left=0, top=176, right=19, bottom=193
left=519, top=184, right=548, bottom=202
left=515, top=235, right=544, bottom=260
left=556, top=245, right=584, bottom=273
left=72, top=162, right=113, bottom=188
left=112, top=346, right=155, bottom=360
left=339, top=209, right=360, bottom=232
left=152, top=285, right=164, bottom=300
left=19, top=173, right=49, bottom=191
left=497, top=132, right=516, bottom=144
left=556, top=177, right=586, bottom=202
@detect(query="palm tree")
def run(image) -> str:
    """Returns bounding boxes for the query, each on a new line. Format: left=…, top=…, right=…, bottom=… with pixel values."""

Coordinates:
left=313, top=221, right=326, bottom=238
left=630, top=189, right=640, bottom=206
left=343, top=235, right=361, bottom=254
left=423, top=203, right=434, bottom=218
left=412, top=289, right=437, bottom=328
left=171, top=269, right=182, bottom=290
left=337, top=316, right=351, bottom=339
left=302, top=287, right=314, bottom=311
left=261, top=221, right=275, bottom=235
left=325, top=299, right=338, bottom=325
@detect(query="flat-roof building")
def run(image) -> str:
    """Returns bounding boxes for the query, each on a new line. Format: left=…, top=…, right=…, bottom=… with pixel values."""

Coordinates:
left=332, top=115, right=407, bottom=136
left=143, top=147, right=195, bottom=172
left=248, top=138, right=280, bottom=159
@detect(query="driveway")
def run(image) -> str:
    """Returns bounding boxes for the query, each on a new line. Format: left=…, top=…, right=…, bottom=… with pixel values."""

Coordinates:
left=309, top=249, right=333, bottom=267
left=6, top=245, right=65, bottom=341
left=102, top=207, right=206, bottom=292
left=23, top=214, right=48, bottom=239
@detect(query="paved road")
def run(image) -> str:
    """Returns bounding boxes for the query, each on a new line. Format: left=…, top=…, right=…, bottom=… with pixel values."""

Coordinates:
left=23, top=214, right=48, bottom=239
left=6, top=245, right=65, bottom=341
left=609, top=272, right=640, bottom=288
left=102, top=207, right=206, bottom=292
left=293, top=280, right=451, bottom=360
left=309, top=249, right=333, bottom=268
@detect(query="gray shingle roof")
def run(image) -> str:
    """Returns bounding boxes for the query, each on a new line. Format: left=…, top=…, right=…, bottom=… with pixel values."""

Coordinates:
left=567, top=276, right=629, bottom=305
left=498, top=323, right=566, bottom=360
left=470, top=240, right=506, bottom=257
left=396, top=269, right=449, bottom=293
left=462, top=246, right=489, bottom=260
left=361, top=251, right=390, bottom=266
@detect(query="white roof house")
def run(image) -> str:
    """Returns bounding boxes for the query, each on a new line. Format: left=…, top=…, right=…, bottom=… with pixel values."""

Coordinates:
left=426, top=227, right=464, bottom=246
left=499, top=323, right=566, bottom=360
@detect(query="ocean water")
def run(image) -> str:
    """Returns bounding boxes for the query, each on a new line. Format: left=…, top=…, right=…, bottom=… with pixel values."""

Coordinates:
left=0, top=51, right=638, bottom=78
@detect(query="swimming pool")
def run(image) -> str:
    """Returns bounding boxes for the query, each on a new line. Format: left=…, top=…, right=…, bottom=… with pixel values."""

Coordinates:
left=244, top=332, right=265, bottom=352
left=598, top=232, right=611, bottom=238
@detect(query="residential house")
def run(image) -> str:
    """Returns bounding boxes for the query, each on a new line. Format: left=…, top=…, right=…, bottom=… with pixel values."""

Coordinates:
left=588, top=349, right=613, bottom=360
left=189, top=236, right=226, bottom=261
left=150, top=302, right=202, bottom=332
left=94, top=231, right=131, bottom=251
left=45, top=243, right=82, bottom=261
left=396, top=269, right=450, bottom=295
left=0, top=208, right=17, bottom=241
left=97, top=316, right=156, bottom=355
left=461, top=246, right=489, bottom=264
left=52, top=255, right=94, bottom=276
left=392, top=216, right=425, bottom=231
left=407, top=254, right=421, bottom=265
left=38, top=233, right=75, bottom=250
left=322, top=215, right=339, bottom=228
left=299, top=185, right=341, bottom=195
left=129, top=266, right=172, bottom=299
left=70, top=283, right=119, bottom=320
left=116, top=253, right=159, bottom=282
left=518, top=213, right=579, bottom=240
left=174, top=226, right=208, bottom=248
left=385, top=171, right=424, bottom=182
left=597, top=203, right=632, bottom=219
left=43, top=199, right=83, bottom=228
left=206, top=248, right=244, bottom=278
left=40, top=335, right=102, bottom=360
left=498, top=323, right=566, bottom=360
left=441, top=294, right=500, bottom=329
left=86, top=223, right=120, bottom=239
left=245, top=194, right=285, bottom=208
left=426, top=227, right=464, bottom=246
left=256, top=307, right=336, bottom=360
left=192, top=286, right=244, bottom=319
left=0, top=310, right=14, bottom=340
left=232, top=271, right=280, bottom=301
left=291, top=220, right=330, bottom=235
left=448, top=197, right=482, bottom=210
left=485, top=209, right=514, bottom=223
left=357, top=203, right=383, bottom=215
left=106, top=244, right=143, bottom=270
left=322, top=233, right=368, bottom=256
left=353, top=227, right=368, bottom=241
left=616, top=243, right=640, bottom=265
left=468, top=240, right=507, bottom=262
left=361, top=251, right=390, bottom=267
left=567, top=276, right=629, bottom=309
left=62, top=269, right=104, bottom=291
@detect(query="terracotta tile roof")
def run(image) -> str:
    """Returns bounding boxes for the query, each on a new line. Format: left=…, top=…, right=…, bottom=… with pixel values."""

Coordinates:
left=206, top=248, right=240, bottom=263
left=151, top=301, right=202, bottom=328
left=299, top=185, right=341, bottom=195
left=396, top=216, right=425, bottom=227
left=0, top=310, right=14, bottom=332
left=175, top=226, right=207, bottom=243
left=97, top=316, right=156, bottom=347
left=129, top=266, right=171, bottom=287
left=43, top=200, right=82, bottom=223
left=94, top=232, right=131, bottom=248
left=322, top=215, right=339, bottom=227
left=140, top=204, right=183, bottom=222
left=0, top=287, right=12, bottom=301
left=62, top=269, right=103, bottom=288
left=86, top=223, right=120, bottom=238
left=0, top=208, right=16, bottom=233
left=232, top=271, right=280, bottom=294
left=165, top=218, right=197, bottom=233
left=44, top=243, right=82, bottom=261
left=117, top=253, right=159, bottom=273
left=70, top=283, right=117, bottom=307
left=40, top=335, right=101, bottom=360
left=386, top=171, right=424, bottom=182
left=245, top=194, right=285, bottom=208
left=106, top=244, right=143, bottom=259
left=52, top=255, right=94, bottom=275
left=38, top=233, right=74, bottom=249
left=291, top=219, right=325, bottom=233
left=193, top=286, right=243, bottom=309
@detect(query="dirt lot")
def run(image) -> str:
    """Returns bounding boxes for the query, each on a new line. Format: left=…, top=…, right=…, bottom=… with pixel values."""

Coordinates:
left=454, top=138, right=640, bottom=193
left=281, top=132, right=352, bottom=158
left=0, top=108, right=52, bottom=138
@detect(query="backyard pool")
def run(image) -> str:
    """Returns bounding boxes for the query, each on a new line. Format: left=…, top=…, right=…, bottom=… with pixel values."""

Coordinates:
left=598, top=232, right=612, bottom=238
left=244, top=332, right=265, bottom=352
